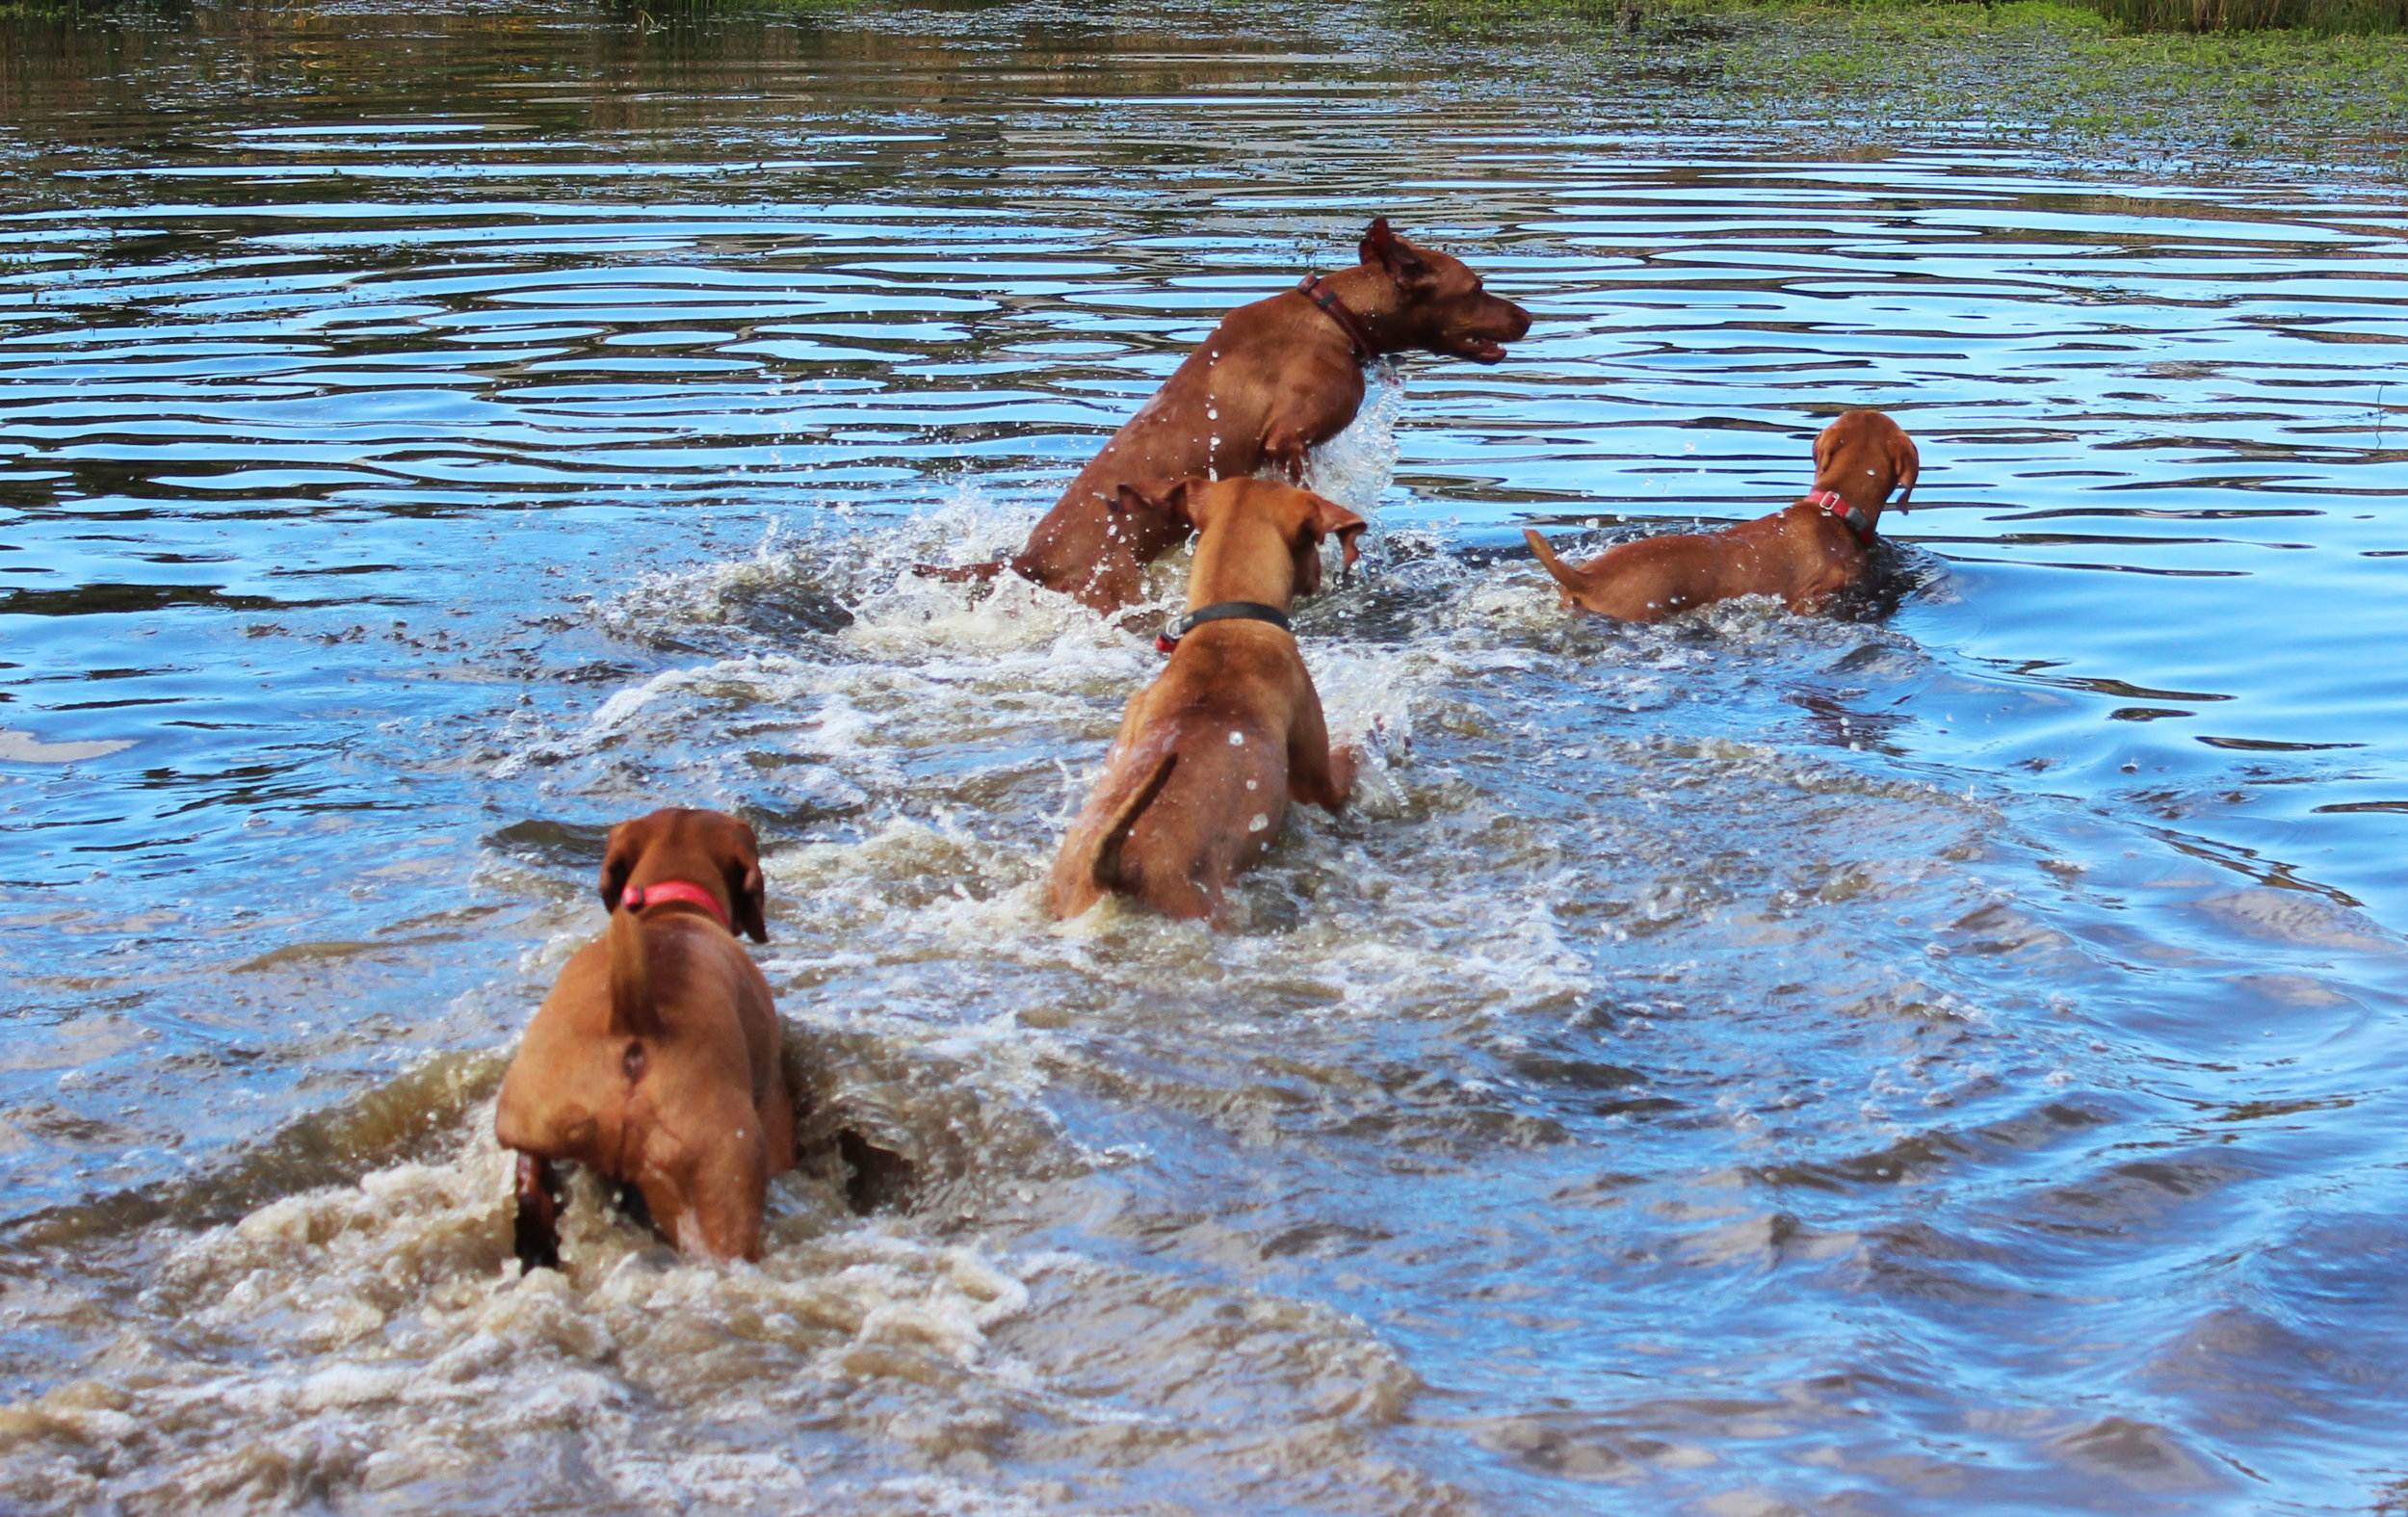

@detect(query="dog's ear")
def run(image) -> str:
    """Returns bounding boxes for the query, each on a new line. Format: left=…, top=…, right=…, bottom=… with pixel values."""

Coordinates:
left=1889, top=431, right=1921, bottom=510
left=1305, top=493, right=1370, bottom=573
left=1112, top=477, right=1198, bottom=532
left=597, top=817, right=645, bottom=912
left=720, top=820, right=768, bottom=944
left=1358, top=216, right=1429, bottom=287
left=1812, top=421, right=1836, bottom=478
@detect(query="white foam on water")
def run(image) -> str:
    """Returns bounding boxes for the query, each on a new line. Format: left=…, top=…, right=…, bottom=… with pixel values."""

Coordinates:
left=1302, top=363, right=1405, bottom=519
left=0, top=1094, right=1445, bottom=1514
left=0, top=1117, right=1058, bottom=1514
left=38, top=465, right=2154, bottom=1515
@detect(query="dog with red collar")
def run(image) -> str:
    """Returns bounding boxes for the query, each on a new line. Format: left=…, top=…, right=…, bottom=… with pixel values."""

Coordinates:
left=1523, top=410, right=1920, bottom=623
left=495, top=807, right=793, bottom=1267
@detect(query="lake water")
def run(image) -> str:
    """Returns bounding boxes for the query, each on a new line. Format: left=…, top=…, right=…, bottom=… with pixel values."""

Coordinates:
left=5, top=1, right=2408, bottom=1511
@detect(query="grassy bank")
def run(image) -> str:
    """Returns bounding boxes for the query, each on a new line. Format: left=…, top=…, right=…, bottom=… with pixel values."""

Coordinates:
left=2090, top=0, right=2404, bottom=33
left=1418, top=0, right=2407, bottom=29
left=1384, top=0, right=2408, bottom=175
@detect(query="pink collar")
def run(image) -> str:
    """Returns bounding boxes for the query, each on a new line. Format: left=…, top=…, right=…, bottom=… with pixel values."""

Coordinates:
left=1804, top=488, right=1875, bottom=546
left=618, top=878, right=728, bottom=929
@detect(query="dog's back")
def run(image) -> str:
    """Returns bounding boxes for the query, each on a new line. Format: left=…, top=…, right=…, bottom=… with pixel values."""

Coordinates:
left=1051, top=662, right=1300, bottom=924
left=1048, top=478, right=1363, bottom=929
left=495, top=808, right=792, bottom=1265
left=1527, top=409, right=1920, bottom=622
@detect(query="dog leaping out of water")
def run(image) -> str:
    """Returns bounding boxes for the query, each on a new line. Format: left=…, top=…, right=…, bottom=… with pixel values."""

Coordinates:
left=922, top=217, right=1531, bottom=614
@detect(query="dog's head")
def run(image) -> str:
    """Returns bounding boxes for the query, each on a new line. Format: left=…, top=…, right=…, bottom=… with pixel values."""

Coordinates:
left=1812, top=409, right=1920, bottom=520
left=598, top=807, right=768, bottom=942
left=1358, top=216, right=1531, bottom=366
left=1123, top=477, right=1366, bottom=602
left=1281, top=486, right=1369, bottom=599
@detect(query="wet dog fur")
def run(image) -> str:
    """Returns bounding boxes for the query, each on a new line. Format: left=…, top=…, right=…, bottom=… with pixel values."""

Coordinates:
left=1524, top=409, right=1920, bottom=622
left=1048, top=478, right=1367, bottom=927
left=926, top=218, right=1529, bottom=613
left=496, top=808, right=794, bottom=1266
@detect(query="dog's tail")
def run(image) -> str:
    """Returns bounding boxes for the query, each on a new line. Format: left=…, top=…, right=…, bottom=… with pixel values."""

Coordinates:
left=1088, top=750, right=1178, bottom=891
left=607, top=902, right=662, bottom=1039
left=1523, top=529, right=1585, bottom=595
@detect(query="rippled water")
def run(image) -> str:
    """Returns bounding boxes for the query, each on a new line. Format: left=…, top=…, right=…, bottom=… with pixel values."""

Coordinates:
left=6, top=1, right=2408, bottom=1511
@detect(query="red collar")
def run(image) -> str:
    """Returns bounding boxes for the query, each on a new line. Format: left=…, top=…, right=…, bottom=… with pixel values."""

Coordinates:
left=1804, top=488, right=1876, bottom=547
left=618, top=878, right=728, bottom=929
left=1296, top=275, right=1377, bottom=366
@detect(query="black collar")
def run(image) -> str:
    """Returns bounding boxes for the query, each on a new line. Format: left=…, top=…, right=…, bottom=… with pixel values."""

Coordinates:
left=1155, top=600, right=1293, bottom=654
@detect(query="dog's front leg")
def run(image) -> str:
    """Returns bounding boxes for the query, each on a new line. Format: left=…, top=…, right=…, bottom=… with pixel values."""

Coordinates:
left=1261, top=403, right=1344, bottom=484
left=1284, top=695, right=1355, bottom=814
left=513, top=1152, right=564, bottom=1273
left=1261, top=438, right=1312, bottom=484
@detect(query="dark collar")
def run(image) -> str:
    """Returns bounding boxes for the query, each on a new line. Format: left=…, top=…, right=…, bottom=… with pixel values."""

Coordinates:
left=1803, top=488, right=1876, bottom=547
left=1155, top=600, right=1293, bottom=654
left=1296, top=275, right=1376, bottom=366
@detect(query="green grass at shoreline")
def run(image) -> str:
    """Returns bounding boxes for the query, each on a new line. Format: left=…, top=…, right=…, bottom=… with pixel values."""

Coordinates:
left=1418, top=0, right=2406, bottom=32
left=2091, top=0, right=2404, bottom=33
left=1389, top=0, right=2408, bottom=175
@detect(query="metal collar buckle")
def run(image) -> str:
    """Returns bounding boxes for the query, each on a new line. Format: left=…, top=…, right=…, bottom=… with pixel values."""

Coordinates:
left=1155, top=600, right=1295, bottom=654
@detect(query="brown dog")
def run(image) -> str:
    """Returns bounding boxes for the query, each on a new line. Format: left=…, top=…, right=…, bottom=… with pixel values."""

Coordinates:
left=495, top=808, right=794, bottom=1266
left=1524, top=410, right=1920, bottom=622
left=1049, top=477, right=1367, bottom=927
left=929, top=218, right=1531, bottom=613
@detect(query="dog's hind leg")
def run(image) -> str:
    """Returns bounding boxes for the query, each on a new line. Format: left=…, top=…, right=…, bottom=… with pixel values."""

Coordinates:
left=512, top=1152, right=564, bottom=1273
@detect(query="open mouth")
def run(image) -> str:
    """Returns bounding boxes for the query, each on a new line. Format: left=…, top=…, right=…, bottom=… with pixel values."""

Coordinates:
left=1455, top=336, right=1509, bottom=364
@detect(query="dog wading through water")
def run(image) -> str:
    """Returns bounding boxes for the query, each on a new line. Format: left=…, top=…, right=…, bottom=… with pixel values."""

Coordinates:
left=1525, top=409, right=1921, bottom=622
left=925, top=217, right=1530, bottom=613
left=1050, top=477, right=1368, bottom=927
left=496, top=808, right=794, bottom=1267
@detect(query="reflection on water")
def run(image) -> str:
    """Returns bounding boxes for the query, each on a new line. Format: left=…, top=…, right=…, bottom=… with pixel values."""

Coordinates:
left=4, top=1, right=2408, bottom=1512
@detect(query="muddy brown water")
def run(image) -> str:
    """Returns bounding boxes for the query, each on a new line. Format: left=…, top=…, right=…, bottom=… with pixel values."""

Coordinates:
left=4, top=1, right=2408, bottom=1511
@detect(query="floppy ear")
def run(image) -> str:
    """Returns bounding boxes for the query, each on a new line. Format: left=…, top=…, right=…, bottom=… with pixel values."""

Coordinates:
left=1889, top=432, right=1920, bottom=510
left=1112, top=477, right=1198, bottom=532
left=721, top=822, right=768, bottom=944
left=1307, top=493, right=1371, bottom=574
left=1358, top=216, right=1429, bottom=287
left=1812, top=422, right=1835, bottom=478
left=597, top=820, right=642, bottom=912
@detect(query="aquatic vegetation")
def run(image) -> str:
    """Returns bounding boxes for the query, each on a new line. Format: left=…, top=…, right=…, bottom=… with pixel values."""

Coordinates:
left=1400, top=0, right=2407, bottom=30
left=1380, top=0, right=2408, bottom=173
left=2090, top=0, right=2405, bottom=31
